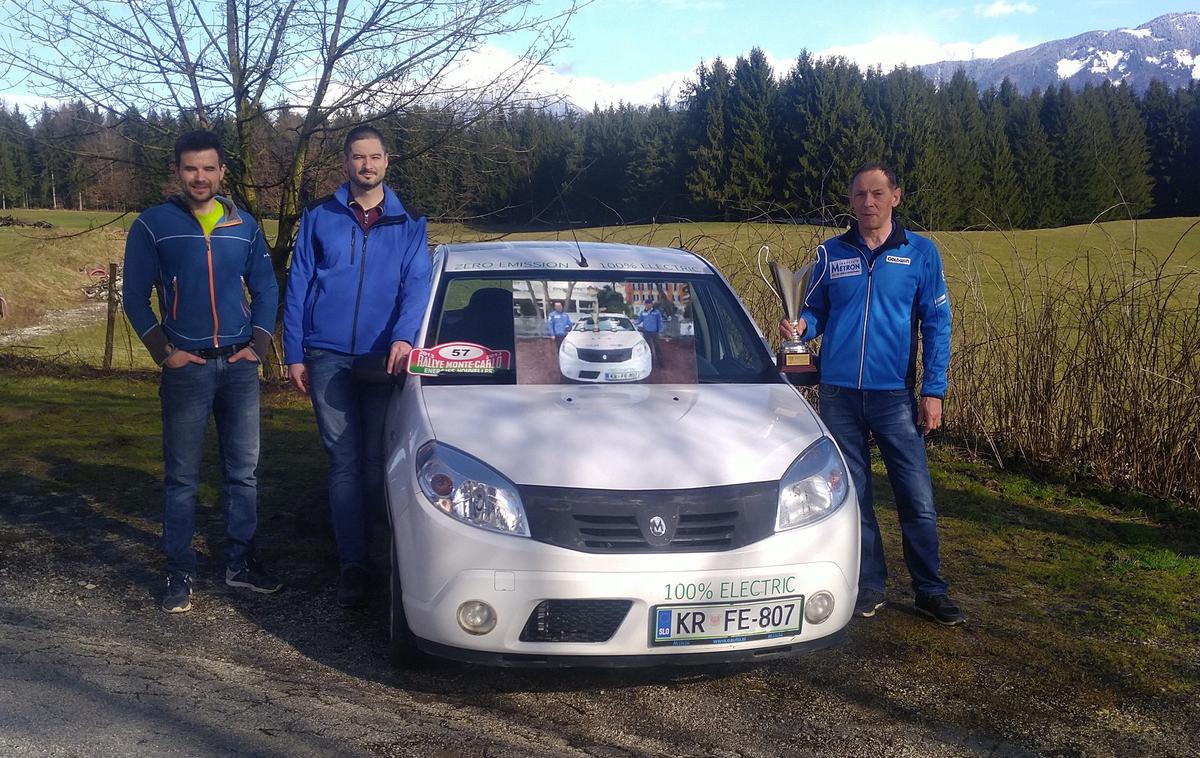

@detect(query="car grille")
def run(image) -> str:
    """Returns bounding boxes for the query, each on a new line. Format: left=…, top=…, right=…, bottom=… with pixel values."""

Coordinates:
left=519, top=599, right=632, bottom=642
left=576, top=347, right=633, bottom=363
left=519, top=482, right=778, bottom=553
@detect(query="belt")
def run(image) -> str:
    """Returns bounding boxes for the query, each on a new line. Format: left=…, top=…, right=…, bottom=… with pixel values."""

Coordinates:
left=192, top=342, right=250, bottom=359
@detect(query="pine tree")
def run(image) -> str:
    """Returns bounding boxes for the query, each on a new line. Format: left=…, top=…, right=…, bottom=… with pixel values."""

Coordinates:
left=682, top=59, right=732, bottom=216
left=725, top=47, right=777, bottom=216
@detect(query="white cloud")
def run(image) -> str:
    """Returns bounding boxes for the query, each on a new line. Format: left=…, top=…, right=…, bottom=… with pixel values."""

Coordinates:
left=815, top=33, right=1027, bottom=70
left=0, top=93, right=60, bottom=113
left=978, top=2, right=1037, bottom=18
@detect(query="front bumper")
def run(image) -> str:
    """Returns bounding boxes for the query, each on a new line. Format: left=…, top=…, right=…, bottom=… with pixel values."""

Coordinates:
left=392, top=486, right=859, bottom=663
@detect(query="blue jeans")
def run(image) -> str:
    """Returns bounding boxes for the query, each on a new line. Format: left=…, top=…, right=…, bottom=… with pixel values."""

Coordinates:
left=817, top=384, right=948, bottom=598
left=305, top=348, right=391, bottom=569
left=159, top=358, right=261, bottom=576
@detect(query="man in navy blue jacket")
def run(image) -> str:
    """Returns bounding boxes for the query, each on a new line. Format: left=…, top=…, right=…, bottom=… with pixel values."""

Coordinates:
left=283, top=125, right=431, bottom=607
left=785, top=162, right=963, bottom=626
left=123, top=130, right=282, bottom=613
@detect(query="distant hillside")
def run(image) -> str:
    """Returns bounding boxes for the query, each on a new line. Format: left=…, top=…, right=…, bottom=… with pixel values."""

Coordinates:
left=920, top=12, right=1200, bottom=93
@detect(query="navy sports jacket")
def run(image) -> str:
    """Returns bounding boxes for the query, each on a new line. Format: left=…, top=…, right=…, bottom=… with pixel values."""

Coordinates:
left=122, top=195, right=277, bottom=364
left=282, top=183, right=431, bottom=364
left=799, top=223, right=951, bottom=398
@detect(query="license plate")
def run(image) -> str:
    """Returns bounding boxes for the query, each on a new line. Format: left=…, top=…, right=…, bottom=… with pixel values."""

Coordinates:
left=605, top=369, right=640, bottom=381
left=651, top=596, right=803, bottom=645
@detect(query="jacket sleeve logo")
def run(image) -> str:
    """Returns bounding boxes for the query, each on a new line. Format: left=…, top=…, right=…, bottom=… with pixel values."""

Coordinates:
left=829, top=258, right=863, bottom=279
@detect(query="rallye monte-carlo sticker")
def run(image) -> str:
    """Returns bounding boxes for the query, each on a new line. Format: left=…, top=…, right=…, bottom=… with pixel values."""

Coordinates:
left=408, top=342, right=511, bottom=375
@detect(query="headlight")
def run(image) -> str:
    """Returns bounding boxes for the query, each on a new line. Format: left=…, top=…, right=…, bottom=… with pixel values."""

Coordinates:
left=633, top=341, right=648, bottom=356
left=776, top=437, right=850, bottom=531
left=561, top=340, right=577, bottom=358
left=416, top=442, right=530, bottom=537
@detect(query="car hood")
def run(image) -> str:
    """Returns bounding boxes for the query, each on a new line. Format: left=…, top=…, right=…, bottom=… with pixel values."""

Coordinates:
left=564, top=330, right=643, bottom=350
left=419, top=384, right=826, bottom=489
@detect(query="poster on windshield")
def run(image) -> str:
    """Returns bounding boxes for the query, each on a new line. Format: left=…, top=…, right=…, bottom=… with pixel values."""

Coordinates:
left=515, top=280, right=698, bottom=385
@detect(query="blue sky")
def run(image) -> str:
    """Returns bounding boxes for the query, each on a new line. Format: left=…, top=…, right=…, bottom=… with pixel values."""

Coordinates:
left=512, top=1, right=1195, bottom=106
left=1, top=1, right=1192, bottom=112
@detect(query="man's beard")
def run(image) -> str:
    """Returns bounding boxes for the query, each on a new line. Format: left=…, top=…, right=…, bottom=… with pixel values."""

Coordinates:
left=186, top=184, right=216, bottom=202
left=350, top=172, right=384, bottom=191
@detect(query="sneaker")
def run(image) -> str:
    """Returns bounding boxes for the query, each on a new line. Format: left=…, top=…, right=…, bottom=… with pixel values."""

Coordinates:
left=854, top=587, right=887, bottom=618
left=337, top=565, right=371, bottom=608
left=161, top=572, right=193, bottom=613
left=225, top=559, right=284, bottom=594
left=915, top=594, right=965, bottom=626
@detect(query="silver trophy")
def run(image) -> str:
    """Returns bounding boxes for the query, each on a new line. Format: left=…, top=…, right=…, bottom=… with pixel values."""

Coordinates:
left=759, top=246, right=818, bottom=380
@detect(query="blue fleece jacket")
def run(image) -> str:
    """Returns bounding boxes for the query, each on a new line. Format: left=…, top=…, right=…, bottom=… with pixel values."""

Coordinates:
left=283, top=184, right=431, bottom=364
left=799, top=223, right=951, bottom=398
left=122, top=195, right=277, bottom=364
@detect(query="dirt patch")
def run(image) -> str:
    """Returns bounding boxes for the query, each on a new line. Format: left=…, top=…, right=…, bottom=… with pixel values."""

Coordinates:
left=0, top=302, right=108, bottom=346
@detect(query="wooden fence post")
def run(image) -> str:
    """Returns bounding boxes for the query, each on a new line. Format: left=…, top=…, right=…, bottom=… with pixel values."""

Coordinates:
left=103, top=262, right=118, bottom=369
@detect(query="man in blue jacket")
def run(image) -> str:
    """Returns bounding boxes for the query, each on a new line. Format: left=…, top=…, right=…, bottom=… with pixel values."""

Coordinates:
left=547, top=301, right=572, bottom=347
left=123, top=130, right=282, bottom=613
left=283, top=125, right=432, bottom=607
left=785, top=162, right=963, bottom=626
left=635, top=296, right=665, bottom=368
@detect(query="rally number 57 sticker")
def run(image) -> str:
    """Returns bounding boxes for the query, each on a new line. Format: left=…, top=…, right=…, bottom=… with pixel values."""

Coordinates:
left=408, top=342, right=511, bottom=375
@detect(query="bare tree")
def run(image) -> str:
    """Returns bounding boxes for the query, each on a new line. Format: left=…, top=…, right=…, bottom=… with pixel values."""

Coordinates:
left=0, top=0, right=580, bottom=270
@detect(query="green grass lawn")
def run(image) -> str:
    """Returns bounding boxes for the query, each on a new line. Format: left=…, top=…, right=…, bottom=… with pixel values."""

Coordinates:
left=0, top=362, right=1195, bottom=740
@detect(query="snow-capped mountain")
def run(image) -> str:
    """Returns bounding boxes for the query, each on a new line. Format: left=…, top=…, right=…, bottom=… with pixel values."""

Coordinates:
left=920, top=12, right=1200, bottom=93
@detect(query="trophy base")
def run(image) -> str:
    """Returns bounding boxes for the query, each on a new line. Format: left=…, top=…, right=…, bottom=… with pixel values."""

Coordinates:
left=777, top=349, right=819, bottom=385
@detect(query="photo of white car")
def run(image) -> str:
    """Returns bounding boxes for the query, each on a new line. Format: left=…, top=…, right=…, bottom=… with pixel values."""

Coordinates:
left=382, top=240, right=859, bottom=667
left=557, top=315, right=652, bottom=383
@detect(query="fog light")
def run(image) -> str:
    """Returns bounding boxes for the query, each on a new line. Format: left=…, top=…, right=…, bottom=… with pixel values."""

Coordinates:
left=804, top=591, right=835, bottom=624
left=457, top=600, right=497, bottom=635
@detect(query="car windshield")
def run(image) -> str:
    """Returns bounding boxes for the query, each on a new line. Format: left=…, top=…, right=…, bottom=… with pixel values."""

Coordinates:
left=574, top=316, right=634, bottom=332
left=418, top=274, right=778, bottom=385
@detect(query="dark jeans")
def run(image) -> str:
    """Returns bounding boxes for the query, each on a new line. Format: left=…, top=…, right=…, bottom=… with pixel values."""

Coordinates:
left=817, top=384, right=948, bottom=598
left=159, top=357, right=261, bottom=577
left=305, top=348, right=391, bottom=569
left=643, top=331, right=660, bottom=367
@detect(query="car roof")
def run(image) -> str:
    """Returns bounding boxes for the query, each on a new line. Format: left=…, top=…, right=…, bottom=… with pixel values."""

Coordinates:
left=435, top=240, right=714, bottom=275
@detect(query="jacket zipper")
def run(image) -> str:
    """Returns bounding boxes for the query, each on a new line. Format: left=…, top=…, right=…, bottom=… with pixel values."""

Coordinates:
left=206, top=236, right=219, bottom=347
left=350, top=230, right=368, bottom=353
left=350, top=226, right=357, bottom=265
left=172, top=276, right=179, bottom=320
left=850, top=243, right=874, bottom=389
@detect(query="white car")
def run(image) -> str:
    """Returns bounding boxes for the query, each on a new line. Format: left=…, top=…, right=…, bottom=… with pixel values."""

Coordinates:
left=384, top=241, right=859, bottom=667
left=558, top=315, right=652, bottom=383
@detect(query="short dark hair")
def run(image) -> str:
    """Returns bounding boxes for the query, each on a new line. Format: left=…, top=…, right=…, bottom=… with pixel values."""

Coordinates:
left=344, top=125, right=388, bottom=156
left=849, top=162, right=899, bottom=190
left=174, top=130, right=226, bottom=166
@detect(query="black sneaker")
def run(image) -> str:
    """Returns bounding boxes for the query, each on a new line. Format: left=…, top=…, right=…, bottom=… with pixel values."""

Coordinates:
left=161, top=572, right=193, bottom=613
left=854, top=587, right=887, bottom=618
left=225, top=559, right=284, bottom=594
left=915, top=594, right=965, bottom=626
left=337, top=565, right=371, bottom=608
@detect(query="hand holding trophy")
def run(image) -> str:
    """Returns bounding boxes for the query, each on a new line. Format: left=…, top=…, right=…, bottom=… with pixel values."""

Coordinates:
left=759, top=246, right=819, bottom=385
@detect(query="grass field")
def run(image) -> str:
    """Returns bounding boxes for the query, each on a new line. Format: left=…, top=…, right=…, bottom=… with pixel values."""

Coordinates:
left=3, top=208, right=1197, bottom=502
left=0, top=361, right=1196, bottom=750
left=2, top=209, right=1198, bottom=322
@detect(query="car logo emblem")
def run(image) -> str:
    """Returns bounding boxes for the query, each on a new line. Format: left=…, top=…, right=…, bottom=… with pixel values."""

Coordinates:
left=649, top=516, right=667, bottom=537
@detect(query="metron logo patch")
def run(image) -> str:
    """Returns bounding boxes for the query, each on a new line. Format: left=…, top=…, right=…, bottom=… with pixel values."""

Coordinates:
left=829, top=257, right=863, bottom=279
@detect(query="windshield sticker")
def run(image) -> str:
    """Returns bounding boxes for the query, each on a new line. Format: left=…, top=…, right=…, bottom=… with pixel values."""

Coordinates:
left=409, top=342, right=511, bottom=375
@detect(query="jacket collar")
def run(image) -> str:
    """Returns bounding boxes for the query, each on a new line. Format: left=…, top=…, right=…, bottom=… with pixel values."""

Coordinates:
left=166, top=194, right=242, bottom=226
left=839, top=219, right=907, bottom=255
left=334, top=182, right=408, bottom=220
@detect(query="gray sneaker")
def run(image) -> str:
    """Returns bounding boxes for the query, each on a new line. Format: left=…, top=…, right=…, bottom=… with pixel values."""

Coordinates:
left=854, top=588, right=886, bottom=618
left=161, top=572, right=193, bottom=613
left=225, top=559, right=283, bottom=594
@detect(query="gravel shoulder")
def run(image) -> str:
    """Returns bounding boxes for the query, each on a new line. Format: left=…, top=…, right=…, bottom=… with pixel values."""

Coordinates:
left=2, top=483, right=1195, bottom=758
